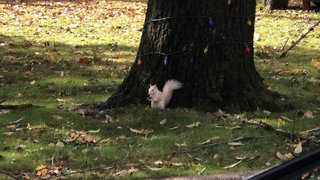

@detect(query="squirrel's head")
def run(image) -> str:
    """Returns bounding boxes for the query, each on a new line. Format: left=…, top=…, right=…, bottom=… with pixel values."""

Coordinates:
left=148, top=84, right=158, bottom=94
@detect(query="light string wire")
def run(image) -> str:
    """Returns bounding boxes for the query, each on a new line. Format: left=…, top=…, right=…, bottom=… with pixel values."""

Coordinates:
left=137, top=7, right=256, bottom=65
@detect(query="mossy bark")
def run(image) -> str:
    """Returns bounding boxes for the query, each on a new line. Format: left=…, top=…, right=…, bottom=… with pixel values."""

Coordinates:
left=101, top=0, right=278, bottom=112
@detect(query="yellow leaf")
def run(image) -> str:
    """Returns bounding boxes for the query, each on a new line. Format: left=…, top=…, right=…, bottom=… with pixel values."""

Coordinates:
left=36, top=165, right=48, bottom=177
left=129, top=128, right=153, bottom=135
left=310, top=59, right=320, bottom=69
left=289, top=68, right=301, bottom=74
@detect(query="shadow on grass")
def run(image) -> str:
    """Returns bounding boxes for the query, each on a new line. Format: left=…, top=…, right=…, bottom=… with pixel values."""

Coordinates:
left=0, top=34, right=137, bottom=106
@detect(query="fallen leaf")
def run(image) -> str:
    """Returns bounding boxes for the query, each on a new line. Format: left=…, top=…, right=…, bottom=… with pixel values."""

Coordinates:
left=26, top=123, right=32, bottom=130
left=211, top=136, right=220, bottom=140
left=235, top=156, right=247, bottom=160
left=175, top=142, right=188, bottom=148
left=169, top=126, right=179, bottom=130
left=276, top=151, right=293, bottom=160
left=294, top=143, right=302, bottom=154
left=227, top=142, right=244, bottom=146
left=230, top=125, right=241, bottom=130
left=186, top=121, right=200, bottom=128
left=36, top=165, right=48, bottom=177
left=146, top=166, right=164, bottom=171
left=117, top=135, right=128, bottom=140
left=129, top=128, right=153, bottom=135
left=2, top=132, right=15, bottom=136
left=51, top=115, right=63, bottom=121
left=56, top=141, right=65, bottom=148
left=223, top=160, right=243, bottom=169
left=15, top=144, right=27, bottom=151
left=303, top=110, right=315, bottom=118
left=160, top=119, right=167, bottom=125
left=87, top=129, right=100, bottom=133
left=154, top=160, right=163, bottom=165
left=128, top=167, right=139, bottom=174
left=213, top=154, right=220, bottom=160
left=171, top=162, right=184, bottom=167
left=198, top=139, right=211, bottom=145
left=310, top=58, right=320, bottom=69
left=100, top=138, right=112, bottom=144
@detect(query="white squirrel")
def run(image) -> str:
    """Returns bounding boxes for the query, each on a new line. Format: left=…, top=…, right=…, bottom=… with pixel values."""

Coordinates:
left=147, top=79, right=183, bottom=109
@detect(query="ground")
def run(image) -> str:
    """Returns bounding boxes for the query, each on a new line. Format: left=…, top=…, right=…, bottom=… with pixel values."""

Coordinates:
left=0, top=0, right=319, bottom=179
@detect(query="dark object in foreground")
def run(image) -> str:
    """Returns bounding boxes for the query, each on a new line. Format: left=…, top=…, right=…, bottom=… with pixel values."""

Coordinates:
left=279, top=20, right=320, bottom=59
left=248, top=148, right=320, bottom=180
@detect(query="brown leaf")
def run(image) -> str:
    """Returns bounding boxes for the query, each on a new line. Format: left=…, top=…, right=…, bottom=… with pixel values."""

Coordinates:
left=303, top=110, right=315, bottom=119
left=276, top=151, right=293, bottom=160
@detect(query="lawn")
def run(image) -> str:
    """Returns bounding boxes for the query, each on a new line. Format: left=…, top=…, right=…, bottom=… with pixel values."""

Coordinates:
left=0, top=0, right=319, bottom=179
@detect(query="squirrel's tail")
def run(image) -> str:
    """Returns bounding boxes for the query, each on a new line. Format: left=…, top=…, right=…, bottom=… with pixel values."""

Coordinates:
left=162, top=79, right=183, bottom=106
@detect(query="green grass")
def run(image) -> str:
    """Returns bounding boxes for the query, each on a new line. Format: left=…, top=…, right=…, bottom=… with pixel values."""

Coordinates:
left=0, top=1, right=320, bottom=179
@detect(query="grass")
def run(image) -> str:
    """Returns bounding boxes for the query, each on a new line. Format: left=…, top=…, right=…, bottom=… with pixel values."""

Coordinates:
left=0, top=0, right=320, bottom=179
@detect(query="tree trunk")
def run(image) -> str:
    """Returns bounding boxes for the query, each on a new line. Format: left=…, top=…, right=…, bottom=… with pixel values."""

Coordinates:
left=264, top=0, right=289, bottom=10
left=101, top=0, right=278, bottom=112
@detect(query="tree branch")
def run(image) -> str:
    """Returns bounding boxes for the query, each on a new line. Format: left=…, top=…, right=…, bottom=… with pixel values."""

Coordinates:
left=0, top=104, right=33, bottom=110
left=239, top=118, right=319, bottom=144
left=0, top=169, right=18, bottom=180
left=177, top=135, right=273, bottom=154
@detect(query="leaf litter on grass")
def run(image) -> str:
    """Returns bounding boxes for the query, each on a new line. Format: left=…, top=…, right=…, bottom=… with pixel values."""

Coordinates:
left=0, top=1, right=320, bottom=179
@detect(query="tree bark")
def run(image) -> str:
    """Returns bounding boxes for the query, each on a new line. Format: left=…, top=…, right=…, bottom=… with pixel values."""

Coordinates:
left=264, top=0, right=289, bottom=10
left=101, top=0, right=278, bottom=112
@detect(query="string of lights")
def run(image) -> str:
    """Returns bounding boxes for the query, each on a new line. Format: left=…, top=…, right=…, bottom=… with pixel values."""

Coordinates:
left=136, top=8, right=255, bottom=65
